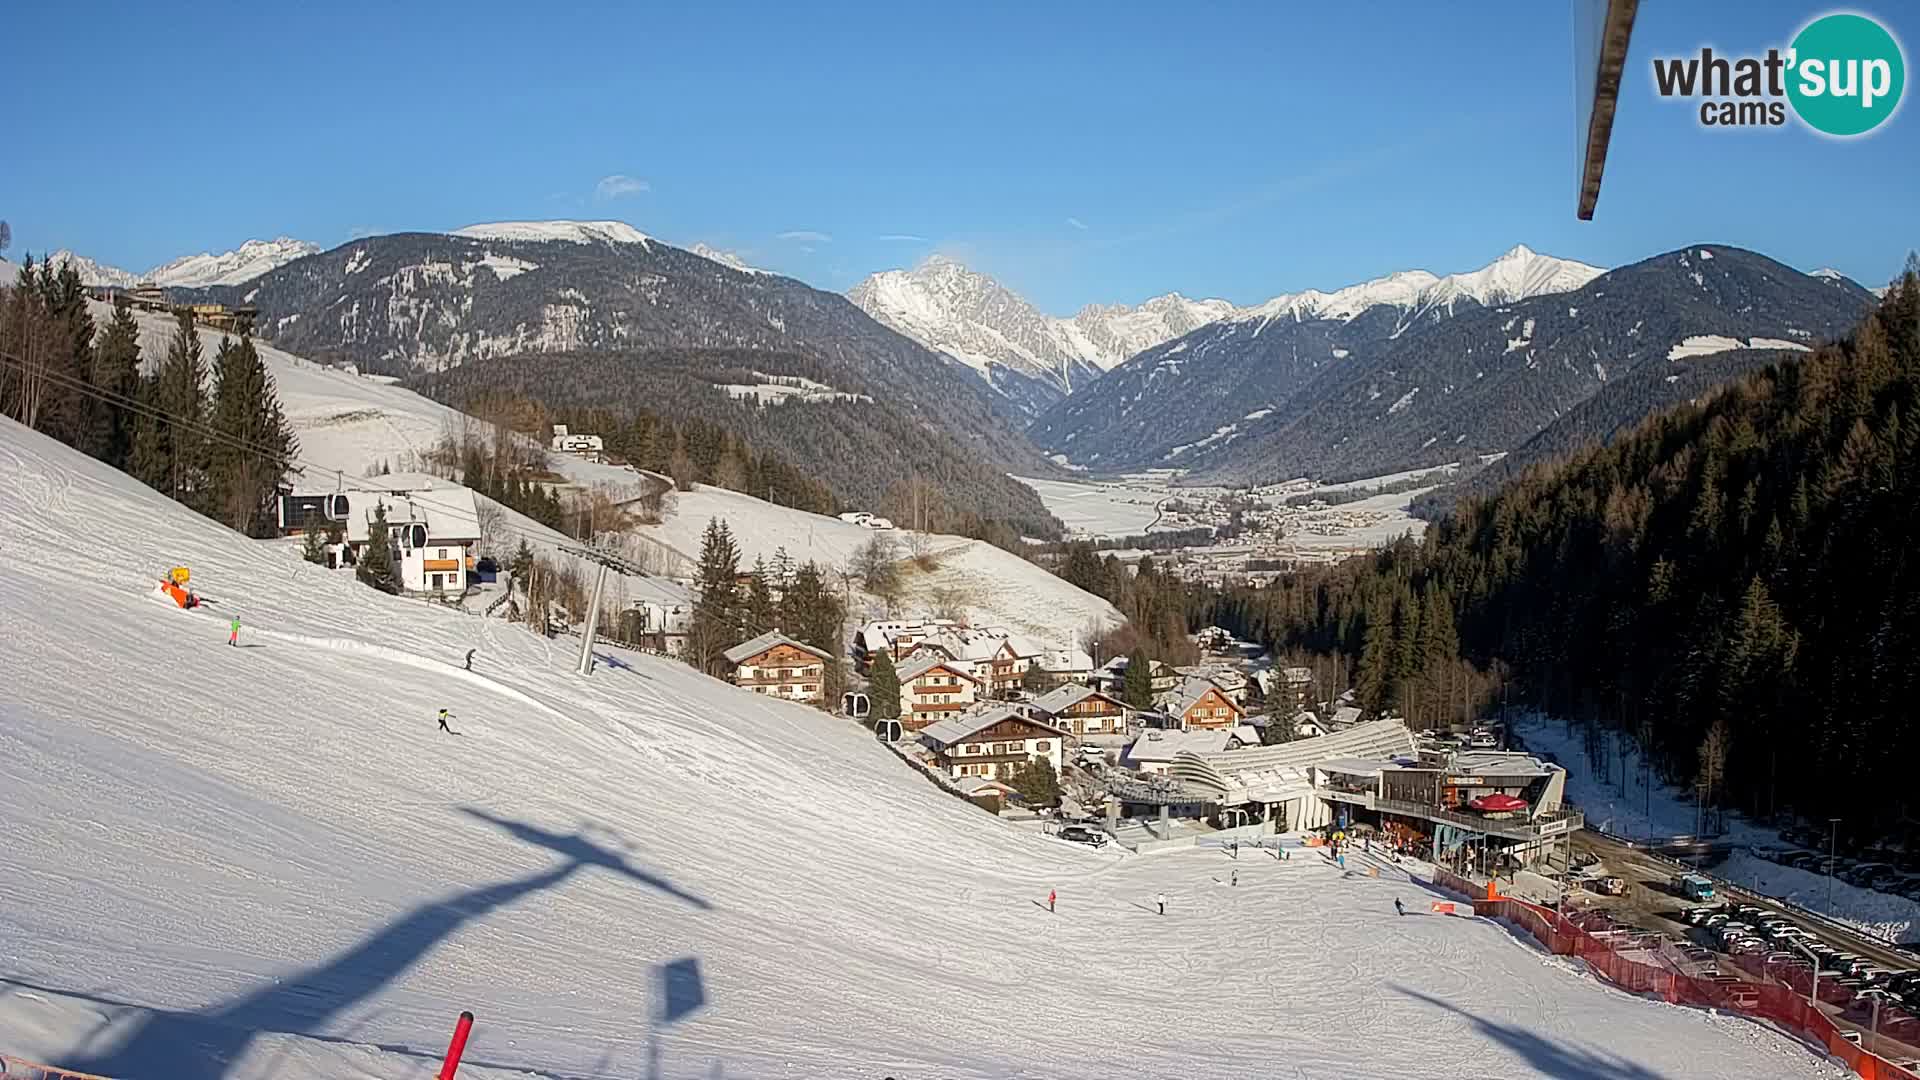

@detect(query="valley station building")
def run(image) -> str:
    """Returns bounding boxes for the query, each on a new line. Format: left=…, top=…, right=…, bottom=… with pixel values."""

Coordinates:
left=1146, top=719, right=1582, bottom=871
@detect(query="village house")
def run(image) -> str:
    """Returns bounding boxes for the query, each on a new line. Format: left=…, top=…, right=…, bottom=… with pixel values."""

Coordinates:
left=1030, top=645, right=1094, bottom=690
left=918, top=706, right=1066, bottom=781
left=724, top=631, right=830, bottom=704
left=1089, top=656, right=1178, bottom=697
left=851, top=618, right=964, bottom=673
left=895, top=654, right=980, bottom=729
left=550, top=424, right=605, bottom=461
left=900, top=628, right=1043, bottom=699
left=622, top=576, right=694, bottom=656
left=1030, top=684, right=1130, bottom=739
left=1280, top=666, right=1315, bottom=710
left=1158, top=676, right=1246, bottom=731
left=280, top=475, right=482, bottom=596
left=1175, top=664, right=1251, bottom=705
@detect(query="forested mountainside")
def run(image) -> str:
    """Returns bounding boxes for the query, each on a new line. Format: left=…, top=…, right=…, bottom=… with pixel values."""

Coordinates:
left=198, top=223, right=1055, bottom=463
left=1036, top=246, right=1875, bottom=485
left=1412, top=343, right=1820, bottom=519
left=1209, top=270, right=1920, bottom=825
left=413, top=346, right=1063, bottom=540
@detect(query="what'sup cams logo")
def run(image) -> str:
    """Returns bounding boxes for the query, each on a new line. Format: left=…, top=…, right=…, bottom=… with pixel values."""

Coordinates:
left=1653, top=11, right=1906, bottom=136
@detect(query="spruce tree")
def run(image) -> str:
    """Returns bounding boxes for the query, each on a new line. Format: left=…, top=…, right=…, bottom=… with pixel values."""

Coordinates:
left=85, top=301, right=142, bottom=468
left=1123, top=647, right=1153, bottom=709
left=144, top=311, right=212, bottom=510
left=867, top=650, right=902, bottom=720
left=510, top=539, right=535, bottom=590
left=1008, top=756, right=1061, bottom=808
left=745, top=556, right=777, bottom=635
left=688, top=517, right=743, bottom=674
left=357, top=504, right=402, bottom=594
left=208, top=333, right=297, bottom=535
left=301, top=528, right=328, bottom=565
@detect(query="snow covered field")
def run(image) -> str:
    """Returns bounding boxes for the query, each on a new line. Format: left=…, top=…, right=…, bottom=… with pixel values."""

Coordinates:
left=1011, top=475, right=1162, bottom=538
left=1515, top=712, right=1920, bottom=943
left=635, top=484, right=1121, bottom=650
left=0, top=418, right=1840, bottom=1078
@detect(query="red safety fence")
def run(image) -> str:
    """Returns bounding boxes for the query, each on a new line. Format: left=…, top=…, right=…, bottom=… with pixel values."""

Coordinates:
left=1469, top=891, right=1920, bottom=1080
left=0, top=1058, right=113, bottom=1080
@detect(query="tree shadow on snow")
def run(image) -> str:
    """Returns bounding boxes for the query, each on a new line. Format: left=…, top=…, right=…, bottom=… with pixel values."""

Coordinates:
left=58, top=808, right=710, bottom=1079
left=1390, top=986, right=1673, bottom=1080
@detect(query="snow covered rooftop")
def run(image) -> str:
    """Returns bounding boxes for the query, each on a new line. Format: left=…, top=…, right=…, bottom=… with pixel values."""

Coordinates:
left=919, top=706, right=1059, bottom=747
left=895, top=653, right=976, bottom=684
left=722, top=630, right=828, bottom=666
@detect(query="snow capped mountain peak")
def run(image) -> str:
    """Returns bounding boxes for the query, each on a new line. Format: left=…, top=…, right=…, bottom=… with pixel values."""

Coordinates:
left=451, top=220, right=652, bottom=247
left=31, top=238, right=321, bottom=288
left=688, top=243, right=767, bottom=275
left=1233, top=245, right=1603, bottom=327
left=848, top=257, right=1235, bottom=412
left=1810, top=267, right=1847, bottom=280
left=147, top=237, right=321, bottom=287
left=40, top=250, right=142, bottom=288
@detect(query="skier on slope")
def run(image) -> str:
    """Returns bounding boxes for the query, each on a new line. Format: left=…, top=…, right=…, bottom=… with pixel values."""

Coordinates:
left=1155, top=891, right=1167, bottom=916
left=465, top=649, right=476, bottom=671
left=1395, top=898, right=1406, bottom=917
left=1047, top=889, right=1056, bottom=913
left=437, top=708, right=459, bottom=735
left=228, top=615, right=240, bottom=647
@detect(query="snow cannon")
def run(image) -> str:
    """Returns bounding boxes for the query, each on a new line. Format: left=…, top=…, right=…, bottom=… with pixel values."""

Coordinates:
left=160, top=566, right=199, bottom=609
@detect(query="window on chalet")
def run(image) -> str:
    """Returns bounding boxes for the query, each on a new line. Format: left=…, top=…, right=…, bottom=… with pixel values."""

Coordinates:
left=1035, top=740, right=1050, bottom=751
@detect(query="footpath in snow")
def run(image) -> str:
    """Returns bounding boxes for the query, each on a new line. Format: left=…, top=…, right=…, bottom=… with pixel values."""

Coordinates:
left=0, top=418, right=1840, bottom=1079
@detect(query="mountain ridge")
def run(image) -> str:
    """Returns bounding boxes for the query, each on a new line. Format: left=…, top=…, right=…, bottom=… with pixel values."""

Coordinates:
left=1030, top=245, right=1876, bottom=484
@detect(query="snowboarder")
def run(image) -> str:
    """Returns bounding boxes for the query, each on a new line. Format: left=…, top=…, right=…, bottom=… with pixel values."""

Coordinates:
left=464, top=649, right=476, bottom=671
left=437, top=708, right=458, bottom=735
left=1395, top=898, right=1406, bottom=917
left=228, top=615, right=240, bottom=648
left=1155, top=891, right=1166, bottom=916
left=1047, top=889, right=1056, bottom=913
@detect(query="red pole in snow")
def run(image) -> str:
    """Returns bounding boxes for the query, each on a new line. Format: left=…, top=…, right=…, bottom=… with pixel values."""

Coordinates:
left=437, top=1010, right=475, bottom=1079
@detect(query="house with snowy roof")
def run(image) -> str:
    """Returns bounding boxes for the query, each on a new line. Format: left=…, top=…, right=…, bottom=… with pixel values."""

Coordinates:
left=1030, top=684, right=1130, bottom=739
left=1158, top=677, right=1246, bottom=732
left=279, top=474, right=481, bottom=596
left=723, top=631, right=830, bottom=705
left=918, top=706, right=1066, bottom=781
left=895, top=653, right=979, bottom=729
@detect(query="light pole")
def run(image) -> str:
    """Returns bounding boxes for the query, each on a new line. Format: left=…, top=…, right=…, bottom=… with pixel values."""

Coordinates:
left=1828, top=817, right=1842, bottom=916
left=1790, top=937, right=1821, bottom=1008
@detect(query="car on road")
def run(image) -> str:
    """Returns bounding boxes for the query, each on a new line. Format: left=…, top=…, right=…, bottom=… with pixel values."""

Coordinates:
left=1592, top=876, right=1627, bottom=896
left=1057, top=824, right=1108, bottom=848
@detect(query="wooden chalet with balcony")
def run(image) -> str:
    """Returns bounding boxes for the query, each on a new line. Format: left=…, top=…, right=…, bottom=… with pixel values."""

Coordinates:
left=724, top=631, right=831, bottom=705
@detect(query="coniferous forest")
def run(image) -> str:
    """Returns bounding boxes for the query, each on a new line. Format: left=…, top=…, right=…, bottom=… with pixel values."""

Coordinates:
left=1, top=256, right=296, bottom=535
left=1214, top=267, right=1920, bottom=827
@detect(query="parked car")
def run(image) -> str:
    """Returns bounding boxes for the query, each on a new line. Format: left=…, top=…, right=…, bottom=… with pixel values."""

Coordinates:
left=1057, top=825, right=1108, bottom=848
left=1592, top=876, right=1628, bottom=896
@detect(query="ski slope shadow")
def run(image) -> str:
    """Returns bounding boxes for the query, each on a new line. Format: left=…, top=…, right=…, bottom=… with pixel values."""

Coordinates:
left=1389, top=986, right=1671, bottom=1080
left=62, top=808, right=710, bottom=1079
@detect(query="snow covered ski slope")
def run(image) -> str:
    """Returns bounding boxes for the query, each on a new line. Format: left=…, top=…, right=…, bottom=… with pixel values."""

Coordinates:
left=0, top=418, right=1838, bottom=1079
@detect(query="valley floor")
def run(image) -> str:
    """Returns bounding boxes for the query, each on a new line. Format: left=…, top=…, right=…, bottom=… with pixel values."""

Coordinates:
left=0, top=417, right=1837, bottom=1079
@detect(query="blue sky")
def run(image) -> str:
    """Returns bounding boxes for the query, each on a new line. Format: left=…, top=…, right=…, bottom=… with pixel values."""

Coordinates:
left=4, top=0, right=1914, bottom=313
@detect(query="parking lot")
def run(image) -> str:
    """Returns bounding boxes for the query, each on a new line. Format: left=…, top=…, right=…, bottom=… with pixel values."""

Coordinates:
left=1566, top=830, right=1920, bottom=1065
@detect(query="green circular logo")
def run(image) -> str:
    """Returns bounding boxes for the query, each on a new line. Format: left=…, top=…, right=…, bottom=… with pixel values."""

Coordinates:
left=1787, top=13, right=1906, bottom=136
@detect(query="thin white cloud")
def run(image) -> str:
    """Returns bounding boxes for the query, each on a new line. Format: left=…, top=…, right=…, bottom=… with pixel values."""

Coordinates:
left=878, top=233, right=929, bottom=242
left=1066, top=217, right=1088, bottom=231
left=595, top=174, right=651, bottom=201
left=347, top=225, right=387, bottom=240
left=777, top=230, right=832, bottom=244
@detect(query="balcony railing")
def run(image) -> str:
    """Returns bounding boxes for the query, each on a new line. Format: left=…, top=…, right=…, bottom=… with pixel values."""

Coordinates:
left=1369, top=795, right=1583, bottom=840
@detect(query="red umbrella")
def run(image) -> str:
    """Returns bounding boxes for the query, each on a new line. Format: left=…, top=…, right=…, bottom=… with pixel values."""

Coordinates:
left=1469, top=793, right=1528, bottom=813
